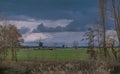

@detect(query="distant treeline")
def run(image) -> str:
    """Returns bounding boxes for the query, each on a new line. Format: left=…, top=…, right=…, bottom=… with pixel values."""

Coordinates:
left=21, top=46, right=120, bottom=49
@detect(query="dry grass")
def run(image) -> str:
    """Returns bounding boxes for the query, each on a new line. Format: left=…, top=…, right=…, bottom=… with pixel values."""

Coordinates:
left=0, top=59, right=119, bottom=74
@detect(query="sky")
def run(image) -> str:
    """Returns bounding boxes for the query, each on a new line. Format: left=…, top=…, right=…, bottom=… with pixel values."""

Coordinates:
left=0, top=0, right=115, bottom=46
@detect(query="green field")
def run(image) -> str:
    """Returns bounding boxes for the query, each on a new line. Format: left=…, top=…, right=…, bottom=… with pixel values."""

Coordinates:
left=12, top=48, right=88, bottom=61
left=6, top=48, right=120, bottom=61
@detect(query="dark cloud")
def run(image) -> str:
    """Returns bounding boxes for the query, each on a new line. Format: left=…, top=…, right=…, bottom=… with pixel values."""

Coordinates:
left=0, top=0, right=99, bottom=32
left=32, top=20, right=88, bottom=32
left=0, top=0, right=98, bottom=20
left=33, top=23, right=64, bottom=32
left=19, top=27, right=30, bottom=34
left=65, top=20, right=86, bottom=31
left=18, top=16, right=114, bottom=33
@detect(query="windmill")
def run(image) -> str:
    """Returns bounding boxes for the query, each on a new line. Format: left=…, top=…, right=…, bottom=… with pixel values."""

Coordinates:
left=38, top=37, right=43, bottom=49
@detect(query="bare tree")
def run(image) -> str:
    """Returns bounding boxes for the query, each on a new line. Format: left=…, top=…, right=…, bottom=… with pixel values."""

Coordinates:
left=111, top=0, right=120, bottom=46
left=106, top=35, right=117, bottom=59
left=0, top=25, right=8, bottom=61
left=98, top=0, right=120, bottom=60
left=0, top=24, right=23, bottom=61
left=7, top=24, right=23, bottom=61
left=99, top=0, right=110, bottom=58
left=104, top=0, right=120, bottom=60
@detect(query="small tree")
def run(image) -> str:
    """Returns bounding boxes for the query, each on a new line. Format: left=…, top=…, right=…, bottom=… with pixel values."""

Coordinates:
left=53, top=42, right=57, bottom=50
left=82, top=27, right=96, bottom=59
left=106, top=30, right=118, bottom=59
left=73, top=40, right=78, bottom=49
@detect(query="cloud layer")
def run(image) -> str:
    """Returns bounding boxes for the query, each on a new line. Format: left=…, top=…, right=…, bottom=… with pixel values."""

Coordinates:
left=32, top=20, right=88, bottom=32
left=0, top=0, right=98, bottom=20
left=23, top=33, right=51, bottom=42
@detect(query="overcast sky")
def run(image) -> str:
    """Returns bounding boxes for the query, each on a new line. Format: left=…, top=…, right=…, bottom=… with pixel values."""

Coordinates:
left=0, top=0, right=114, bottom=46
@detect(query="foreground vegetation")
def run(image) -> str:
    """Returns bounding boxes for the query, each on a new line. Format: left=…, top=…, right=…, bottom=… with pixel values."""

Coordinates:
left=0, top=59, right=120, bottom=74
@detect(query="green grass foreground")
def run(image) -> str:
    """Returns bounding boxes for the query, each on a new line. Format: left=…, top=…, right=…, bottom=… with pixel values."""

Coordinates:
left=14, top=48, right=88, bottom=61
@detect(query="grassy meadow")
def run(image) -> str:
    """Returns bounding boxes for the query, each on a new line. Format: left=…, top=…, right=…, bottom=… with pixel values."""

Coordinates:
left=5, top=48, right=120, bottom=61
left=6, top=48, right=88, bottom=61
